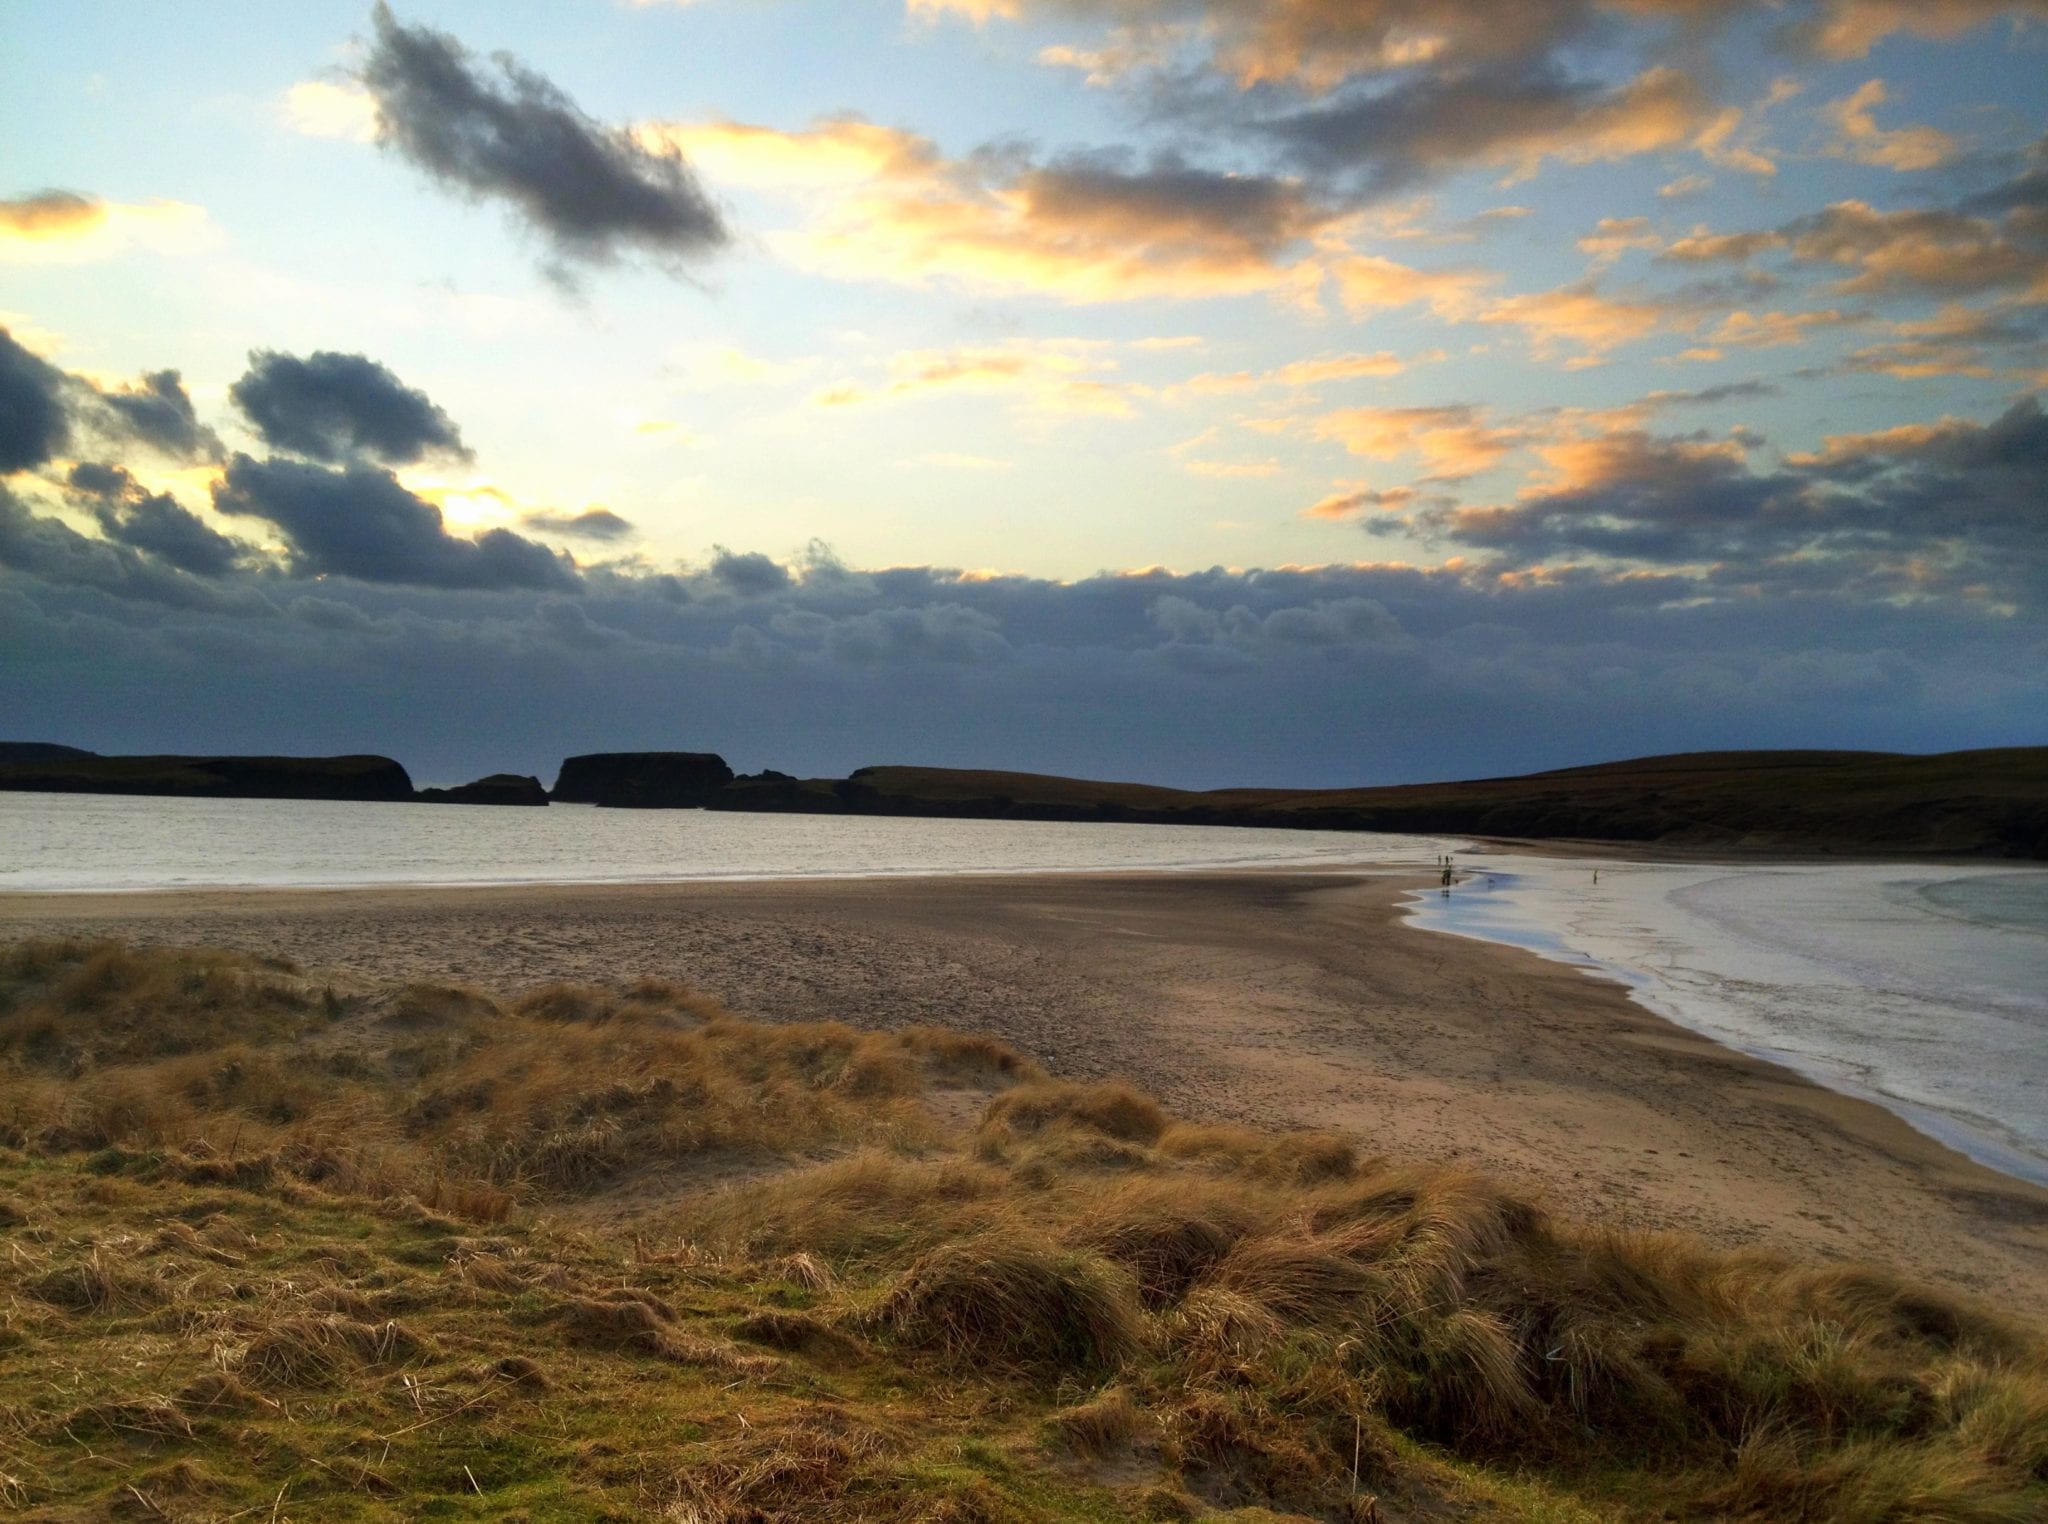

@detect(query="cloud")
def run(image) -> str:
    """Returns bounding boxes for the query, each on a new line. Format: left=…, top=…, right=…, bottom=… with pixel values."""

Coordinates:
left=1402, top=398, right=2048, bottom=609
left=1259, top=62, right=1738, bottom=199
left=650, top=115, right=1336, bottom=304
left=1660, top=227, right=1788, bottom=263
left=1822, top=79, right=1959, bottom=171
left=521, top=507, right=635, bottom=541
left=1578, top=216, right=1664, bottom=267
left=1330, top=253, right=1490, bottom=318
left=0, top=485, right=253, bottom=610
left=280, top=80, right=379, bottom=142
left=0, top=327, right=72, bottom=473
left=1834, top=304, right=2047, bottom=381
left=92, top=370, right=221, bottom=463
left=1312, top=403, right=1520, bottom=481
left=0, top=189, right=217, bottom=263
left=357, top=4, right=728, bottom=276
left=1172, top=350, right=1410, bottom=396
left=66, top=462, right=248, bottom=577
left=1302, top=484, right=1420, bottom=519
left=1783, top=200, right=2048, bottom=299
left=709, top=548, right=794, bottom=596
left=816, top=342, right=1138, bottom=415
left=230, top=349, right=471, bottom=465
left=914, top=1, right=1714, bottom=94
left=6, top=485, right=2042, bottom=791
left=1703, top=307, right=1861, bottom=348
left=1802, top=0, right=2048, bottom=58
left=211, top=453, right=576, bottom=590
left=4, top=329, right=223, bottom=473
left=1480, top=282, right=1685, bottom=362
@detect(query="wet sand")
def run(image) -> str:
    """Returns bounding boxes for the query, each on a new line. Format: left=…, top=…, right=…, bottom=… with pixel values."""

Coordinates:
left=4, top=870, right=2044, bottom=1317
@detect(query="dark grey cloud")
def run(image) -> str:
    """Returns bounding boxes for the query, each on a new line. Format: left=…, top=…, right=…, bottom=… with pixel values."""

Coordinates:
left=1021, top=151, right=1333, bottom=253
left=1404, top=400, right=2048, bottom=607
left=5, top=505, right=2039, bottom=789
left=358, top=4, right=728, bottom=275
left=211, top=453, right=575, bottom=591
left=710, top=548, right=793, bottom=596
left=1640, top=380, right=1781, bottom=408
left=0, top=328, right=71, bottom=474
left=522, top=507, right=634, bottom=541
left=1251, top=59, right=1708, bottom=201
left=230, top=349, right=470, bottom=465
left=93, top=369, right=221, bottom=463
left=67, top=463, right=247, bottom=577
left=4, top=332, right=222, bottom=472
left=0, top=486, right=255, bottom=611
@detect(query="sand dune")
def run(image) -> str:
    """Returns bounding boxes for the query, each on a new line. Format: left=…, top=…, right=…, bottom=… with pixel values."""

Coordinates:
left=4, top=868, right=2043, bottom=1316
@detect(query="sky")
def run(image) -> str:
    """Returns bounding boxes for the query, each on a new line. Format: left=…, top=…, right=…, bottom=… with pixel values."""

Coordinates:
left=2, top=1, right=2044, bottom=787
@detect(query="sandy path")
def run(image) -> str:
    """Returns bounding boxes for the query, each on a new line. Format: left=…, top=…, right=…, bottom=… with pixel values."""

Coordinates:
left=4, top=870, right=2043, bottom=1318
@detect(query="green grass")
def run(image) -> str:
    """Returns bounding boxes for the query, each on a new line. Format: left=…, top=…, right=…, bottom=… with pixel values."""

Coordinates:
left=1, top=937, right=2044, bottom=1521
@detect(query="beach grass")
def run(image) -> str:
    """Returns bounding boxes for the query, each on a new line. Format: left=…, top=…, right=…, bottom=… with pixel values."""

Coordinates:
left=1, top=937, right=2043, bottom=1521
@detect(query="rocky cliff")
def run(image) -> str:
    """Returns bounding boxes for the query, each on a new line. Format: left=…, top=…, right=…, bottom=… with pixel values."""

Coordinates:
left=0, top=753, right=417, bottom=803
left=550, top=752, right=735, bottom=808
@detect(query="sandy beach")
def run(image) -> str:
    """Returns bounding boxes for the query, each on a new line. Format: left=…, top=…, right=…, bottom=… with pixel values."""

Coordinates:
left=4, top=869, right=2044, bottom=1318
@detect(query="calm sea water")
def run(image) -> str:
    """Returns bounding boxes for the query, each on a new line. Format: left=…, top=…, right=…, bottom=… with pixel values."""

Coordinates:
left=1407, top=856, right=2048, bottom=1186
left=0, top=790, right=1452, bottom=890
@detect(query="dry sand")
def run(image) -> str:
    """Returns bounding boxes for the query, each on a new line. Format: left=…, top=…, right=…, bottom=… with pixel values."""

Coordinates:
left=4, top=870, right=2043, bottom=1318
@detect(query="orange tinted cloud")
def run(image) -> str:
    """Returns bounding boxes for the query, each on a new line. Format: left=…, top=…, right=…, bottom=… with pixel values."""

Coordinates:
left=1787, top=201, right=2048, bottom=299
left=1332, top=254, right=1489, bottom=318
left=0, top=191, right=216, bottom=263
left=1174, top=350, right=1412, bottom=396
left=1480, top=283, right=1683, bottom=362
left=1529, top=431, right=1749, bottom=495
left=1302, top=484, right=1419, bottom=519
left=648, top=116, right=1336, bottom=304
left=1312, top=404, right=1519, bottom=481
left=1822, top=79, right=1959, bottom=171
left=1786, top=416, right=1980, bottom=467
left=1806, top=0, right=2048, bottom=58
left=1707, top=308, right=1861, bottom=348
left=815, top=342, right=1139, bottom=415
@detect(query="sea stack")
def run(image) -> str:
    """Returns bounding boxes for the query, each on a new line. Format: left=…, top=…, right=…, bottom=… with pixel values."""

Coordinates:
left=550, top=751, right=735, bottom=808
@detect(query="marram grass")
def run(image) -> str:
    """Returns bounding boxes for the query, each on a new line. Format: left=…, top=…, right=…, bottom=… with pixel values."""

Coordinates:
left=0, top=937, right=2042, bottom=1522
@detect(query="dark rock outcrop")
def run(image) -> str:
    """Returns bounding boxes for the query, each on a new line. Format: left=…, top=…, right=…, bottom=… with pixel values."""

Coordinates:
left=551, top=751, right=735, bottom=808
left=417, top=773, right=549, bottom=806
left=0, top=754, right=416, bottom=802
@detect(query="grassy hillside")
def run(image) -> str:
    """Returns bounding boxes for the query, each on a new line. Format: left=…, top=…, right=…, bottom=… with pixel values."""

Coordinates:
left=1, top=939, right=2043, bottom=1521
left=765, top=748, right=2048, bottom=858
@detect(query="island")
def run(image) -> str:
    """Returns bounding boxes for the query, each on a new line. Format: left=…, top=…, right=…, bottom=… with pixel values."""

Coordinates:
left=0, top=750, right=416, bottom=803
left=416, top=773, right=550, bottom=806
left=549, top=751, right=735, bottom=808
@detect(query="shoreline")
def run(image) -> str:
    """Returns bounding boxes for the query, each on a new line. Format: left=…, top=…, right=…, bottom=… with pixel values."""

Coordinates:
left=1401, top=871, right=2048, bottom=1191
left=3, top=869, right=2044, bottom=1317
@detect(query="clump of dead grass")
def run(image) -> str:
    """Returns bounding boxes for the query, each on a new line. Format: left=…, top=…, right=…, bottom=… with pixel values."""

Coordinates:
left=1051, top=1386, right=1141, bottom=1457
left=868, top=1233, right=1149, bottom=1376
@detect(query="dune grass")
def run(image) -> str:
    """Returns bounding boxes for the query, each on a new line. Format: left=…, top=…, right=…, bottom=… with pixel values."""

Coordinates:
left=0, top=937, right=2042, bottom=1521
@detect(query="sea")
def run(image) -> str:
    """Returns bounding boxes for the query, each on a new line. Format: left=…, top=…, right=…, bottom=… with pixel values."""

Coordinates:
left=2, top=790, right=2043, bottom=1186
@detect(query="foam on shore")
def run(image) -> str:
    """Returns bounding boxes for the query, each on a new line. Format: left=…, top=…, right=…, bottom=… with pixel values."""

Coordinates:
left=1405, top=856, right=2048, bottom=1186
